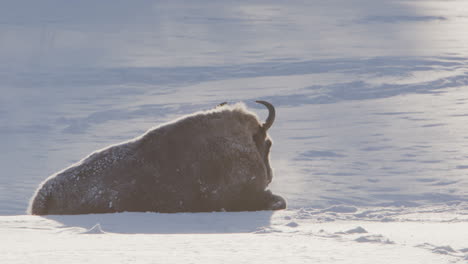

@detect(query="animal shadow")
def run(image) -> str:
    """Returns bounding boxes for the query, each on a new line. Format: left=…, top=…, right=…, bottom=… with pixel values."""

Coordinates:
left=45, top=210, right=274, bottom=234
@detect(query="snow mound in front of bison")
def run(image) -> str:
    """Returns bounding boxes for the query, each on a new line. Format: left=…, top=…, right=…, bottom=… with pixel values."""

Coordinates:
left=2, top=204, right=468, bottom=264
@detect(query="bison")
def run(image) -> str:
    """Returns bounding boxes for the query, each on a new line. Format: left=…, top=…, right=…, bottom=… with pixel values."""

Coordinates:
left=29, top=101, right=286, bottom=215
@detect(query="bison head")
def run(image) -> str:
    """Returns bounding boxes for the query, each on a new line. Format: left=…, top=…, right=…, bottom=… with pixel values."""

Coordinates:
left=253, top=101, right=275, bottom=184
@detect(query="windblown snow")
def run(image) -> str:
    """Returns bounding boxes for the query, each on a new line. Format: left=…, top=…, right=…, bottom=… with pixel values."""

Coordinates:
left=1, top=0, right=468, bottom=263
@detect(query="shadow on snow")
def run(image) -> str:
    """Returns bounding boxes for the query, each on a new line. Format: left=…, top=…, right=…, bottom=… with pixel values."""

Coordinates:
left=45, top=210, right=274, bottom=234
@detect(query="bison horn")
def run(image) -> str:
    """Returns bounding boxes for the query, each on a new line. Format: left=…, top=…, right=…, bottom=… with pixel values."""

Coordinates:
left=255, top=100, right=275, bottom=131
left=217, top=102, right=228, bottom=108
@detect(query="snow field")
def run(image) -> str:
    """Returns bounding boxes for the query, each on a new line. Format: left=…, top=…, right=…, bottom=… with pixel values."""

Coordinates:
left=2, top=209, right=467, bottom=264
left=2, top=0, right=468, bottom=263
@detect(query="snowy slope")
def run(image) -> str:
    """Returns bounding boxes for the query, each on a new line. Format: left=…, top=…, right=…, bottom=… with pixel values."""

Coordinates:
left=2, top=0, right=468, bottom=214
left=1, top=0, right=468, bottom=263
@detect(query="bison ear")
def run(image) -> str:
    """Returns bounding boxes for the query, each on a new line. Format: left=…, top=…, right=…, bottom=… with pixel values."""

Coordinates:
left=255, top=100, right=275, bottom=131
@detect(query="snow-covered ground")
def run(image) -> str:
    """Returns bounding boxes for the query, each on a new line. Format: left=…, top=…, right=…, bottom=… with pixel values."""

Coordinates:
left=3, top=208, right=468, bottom=263
left=1, top=0, right=468, bottom=263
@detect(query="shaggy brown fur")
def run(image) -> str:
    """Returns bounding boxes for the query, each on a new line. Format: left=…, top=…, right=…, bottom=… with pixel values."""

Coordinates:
left=29, top=102, right=286, bottom=215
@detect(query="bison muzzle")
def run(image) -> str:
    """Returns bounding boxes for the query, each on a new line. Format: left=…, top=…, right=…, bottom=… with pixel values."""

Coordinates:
left=29, top=101, right=286, bottom=215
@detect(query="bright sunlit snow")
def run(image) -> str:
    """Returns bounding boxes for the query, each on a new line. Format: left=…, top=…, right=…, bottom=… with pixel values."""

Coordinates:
left=1, top=0, right=468, bottom=263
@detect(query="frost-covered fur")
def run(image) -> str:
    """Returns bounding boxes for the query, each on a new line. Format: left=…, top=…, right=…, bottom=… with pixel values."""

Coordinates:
left=29, top=103, right=286, bottom=215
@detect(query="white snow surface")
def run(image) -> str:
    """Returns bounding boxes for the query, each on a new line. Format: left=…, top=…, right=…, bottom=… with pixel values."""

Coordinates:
left=2, top=208, right=468, bottom=263
left=2, top=0, right=468, bottom=263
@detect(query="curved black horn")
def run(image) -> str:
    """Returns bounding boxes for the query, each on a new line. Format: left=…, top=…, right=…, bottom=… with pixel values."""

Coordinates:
left=255, top=100, right=275, bottom=131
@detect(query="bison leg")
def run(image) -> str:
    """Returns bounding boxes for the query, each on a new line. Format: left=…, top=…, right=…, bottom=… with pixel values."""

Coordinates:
left=225, top=189, right=286, bottom=212
left=263, top=190, right=286, bottom=210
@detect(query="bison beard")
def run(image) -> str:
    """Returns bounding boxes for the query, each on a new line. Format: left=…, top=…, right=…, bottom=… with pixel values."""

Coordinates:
left=29, top=101, right=286, bottom=215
